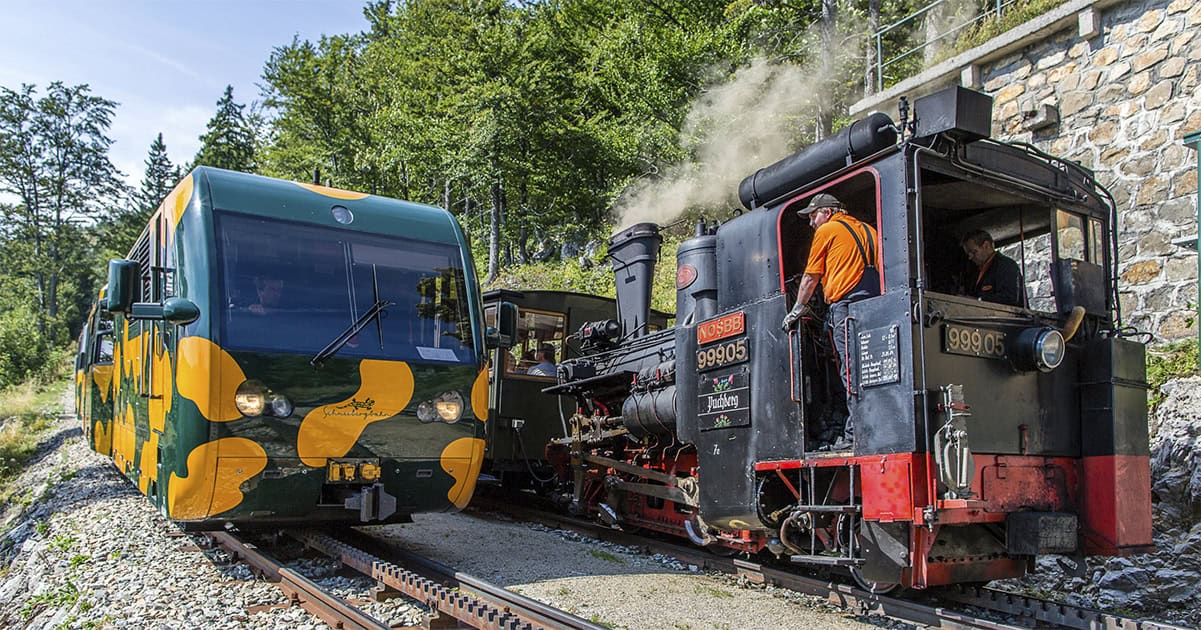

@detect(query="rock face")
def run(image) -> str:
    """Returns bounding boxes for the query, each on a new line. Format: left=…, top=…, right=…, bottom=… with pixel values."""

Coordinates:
left=1005, top=376, right=1201, bottom=626
left=979, top=0, right=1201, bottom=343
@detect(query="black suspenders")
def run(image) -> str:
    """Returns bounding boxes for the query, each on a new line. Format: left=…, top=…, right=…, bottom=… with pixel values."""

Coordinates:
left=834, top=219, right=876, bottom=269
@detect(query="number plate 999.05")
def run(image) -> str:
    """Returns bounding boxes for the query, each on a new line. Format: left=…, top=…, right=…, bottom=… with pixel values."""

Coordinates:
left=697, top=337, right=749, bottom=372
left=943, top=324, right=1006, bottom=359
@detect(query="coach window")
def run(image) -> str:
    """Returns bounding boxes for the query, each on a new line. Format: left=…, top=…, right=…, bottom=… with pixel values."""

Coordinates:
left=513, top=308, right=565, bottom=378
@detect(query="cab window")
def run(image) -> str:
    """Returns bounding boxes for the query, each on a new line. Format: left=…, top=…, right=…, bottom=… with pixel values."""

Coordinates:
left=511, top=308, right=565, bottom=378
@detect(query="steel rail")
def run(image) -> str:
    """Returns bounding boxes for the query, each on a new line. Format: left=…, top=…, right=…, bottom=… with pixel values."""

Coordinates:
left=335, top=528, right=607, bottom=630
left=937, top=584, right=1191, bottom=630
left=204, top=531, right=387, bottom=630
left=469, top=497, right=1183, bottom=630
left=292, top=530, right=605, bottom=630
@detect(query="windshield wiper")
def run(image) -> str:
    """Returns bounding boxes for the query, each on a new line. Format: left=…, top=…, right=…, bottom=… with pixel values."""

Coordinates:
left=310, top=299, right=395, bottom=367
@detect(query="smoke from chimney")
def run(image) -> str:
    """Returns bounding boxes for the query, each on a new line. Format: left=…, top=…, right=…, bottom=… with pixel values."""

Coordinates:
left=613, top=37, right=861, bottom=229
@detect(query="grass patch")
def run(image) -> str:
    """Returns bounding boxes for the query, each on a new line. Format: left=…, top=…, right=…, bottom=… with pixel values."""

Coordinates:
left=1147, top=340, right=1199, bottom=411
left=47, top=534, right=75, bottom=553
left=0, top=370, right=69, bottom=490
left=694, top=583, right=734, bottom=598
left=21, top=581, right=80, bottom=621
left=587, top=549, right=625, bottom=564
left=587, top=614, right=616, bottom=629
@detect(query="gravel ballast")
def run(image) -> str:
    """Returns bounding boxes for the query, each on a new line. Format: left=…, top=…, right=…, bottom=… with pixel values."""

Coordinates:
left=0, top=389, right=896, bottom=629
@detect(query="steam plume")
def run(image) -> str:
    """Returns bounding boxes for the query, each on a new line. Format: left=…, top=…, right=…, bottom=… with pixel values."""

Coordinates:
left=614, top=36, right=859, bottom=229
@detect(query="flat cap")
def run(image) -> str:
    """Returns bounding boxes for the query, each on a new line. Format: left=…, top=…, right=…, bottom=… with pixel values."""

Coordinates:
left=797, top=193, right=843, bottom=215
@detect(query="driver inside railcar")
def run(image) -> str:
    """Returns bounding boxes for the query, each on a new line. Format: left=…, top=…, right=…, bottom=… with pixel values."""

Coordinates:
left=779, top=175, right=881, bottom=451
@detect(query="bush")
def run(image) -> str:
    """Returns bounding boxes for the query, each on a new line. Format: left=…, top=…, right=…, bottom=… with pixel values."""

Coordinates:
left=1147, top=340, right=1200, bottom=411
left=0, top=308, right=50, bottom=390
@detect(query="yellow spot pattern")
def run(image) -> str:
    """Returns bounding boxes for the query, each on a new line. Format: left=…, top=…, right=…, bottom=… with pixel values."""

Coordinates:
left=162, top=174, right=194, bottom=241
left=148, top=331, right=173, bottom=431
left=176, top=336, right=247, bottom=422
left=440, top=437, right=487, bottom=509
left=91, top=419, right=112, bottom=456
left=297, top=360, right=415, bottom=468
left=138, top=432, right=160, bottom=494
left=113, top=404, right=137, bottom=475
left=75, top=369, right=85, bottom=416
left=92, top=365, right=113, bottom=404
left=168, top=437, right=268, bottom=520
left=470, top=368, right=489, bottom=422
left=292, top=181, right=370, bottom=200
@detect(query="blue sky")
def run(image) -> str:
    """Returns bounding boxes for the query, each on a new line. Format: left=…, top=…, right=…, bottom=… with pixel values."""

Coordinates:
left=0, top=0, right=367, bottom=190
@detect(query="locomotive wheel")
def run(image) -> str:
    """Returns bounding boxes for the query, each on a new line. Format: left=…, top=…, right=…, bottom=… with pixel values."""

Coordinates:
left=839, top=514, right=904, bottom=596
left=850, top=567, right=903, bottom=596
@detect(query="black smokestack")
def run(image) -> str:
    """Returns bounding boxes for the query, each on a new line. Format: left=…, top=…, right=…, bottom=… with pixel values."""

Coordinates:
left=609, top=222, right=662, bottom=340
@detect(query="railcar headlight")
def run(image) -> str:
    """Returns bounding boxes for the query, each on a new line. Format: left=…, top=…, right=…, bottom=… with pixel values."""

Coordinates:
left=416, top=391, right=465, bottom=424
left=1011, top=327, right=1066, bottom=373
left=269, top=393, right=293, bottom=418
left=435, top=391, right=464, bottom=423
left=235, top=381, right=266, bottom=416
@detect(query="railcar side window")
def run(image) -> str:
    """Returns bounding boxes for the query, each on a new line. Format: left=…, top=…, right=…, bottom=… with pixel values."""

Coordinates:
left=94, top=335, right=114, bottom=365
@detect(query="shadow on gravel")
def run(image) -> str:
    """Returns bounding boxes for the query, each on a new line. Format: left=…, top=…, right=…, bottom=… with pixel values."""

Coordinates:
left=21, top=425, right=83, bottom=470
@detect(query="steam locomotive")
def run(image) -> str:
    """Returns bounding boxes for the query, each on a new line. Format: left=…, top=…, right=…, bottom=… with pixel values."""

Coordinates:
left=486, top=86, right=1153, bottom=592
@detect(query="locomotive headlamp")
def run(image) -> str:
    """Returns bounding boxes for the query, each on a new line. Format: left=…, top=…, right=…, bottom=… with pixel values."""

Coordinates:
left=416, top=391, right=464, bottom=423
left=1011, top=327, right=1066, bottom=373
left=235, top=381, right=266, bottom=416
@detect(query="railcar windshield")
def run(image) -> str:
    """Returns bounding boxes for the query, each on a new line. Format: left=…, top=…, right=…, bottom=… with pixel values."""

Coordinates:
left=216, top=211, right=475, bottom=364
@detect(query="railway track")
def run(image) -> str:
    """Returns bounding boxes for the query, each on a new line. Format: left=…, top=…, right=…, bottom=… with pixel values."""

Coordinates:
left=469, top=496, right=1187, bottom=630
left=204, top=528, right=605, bottom=630
left=204, top=531, right=389, bottom=630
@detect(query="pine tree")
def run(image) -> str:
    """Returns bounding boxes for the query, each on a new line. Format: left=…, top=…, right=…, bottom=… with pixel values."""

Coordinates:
left=135, top=133, right=178, bottom=213
left=99, top=132, right=180, bottom=258
left=193, top=85, right=256, bottom=172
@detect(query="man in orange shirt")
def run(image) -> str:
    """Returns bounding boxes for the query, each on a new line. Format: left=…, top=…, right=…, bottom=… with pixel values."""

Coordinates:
left=781, top=193, right=880, bottom=449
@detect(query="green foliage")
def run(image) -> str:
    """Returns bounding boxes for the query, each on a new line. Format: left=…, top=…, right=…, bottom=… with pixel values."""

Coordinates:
left=1147, top=340, right=1200, bottom=411
left=193, top=85, right=257, bottom=172
left=0, top=82, right=120, bottom=346
left=47, top=534, right=75, bottom=552
left=20, top=581, right=80, bottom=621
left=0, top=306, right=49, bottom=389
left=96, top=132, right=181, bottom=260
left=693, top=583, right=734, bottom=598
left=587, top=549, right=624, bottom=563
left=931, top=0, right=1068, bottom=65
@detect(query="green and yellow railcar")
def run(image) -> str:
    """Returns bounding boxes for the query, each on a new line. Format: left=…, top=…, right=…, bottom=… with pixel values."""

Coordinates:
left=90, top=167, right=489, bottom=529
left=75, top=293, right=115, bottom=456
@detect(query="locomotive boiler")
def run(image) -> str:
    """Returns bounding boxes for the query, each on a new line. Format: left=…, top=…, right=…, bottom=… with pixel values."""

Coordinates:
left=505, top=85, right=1152, bottom=592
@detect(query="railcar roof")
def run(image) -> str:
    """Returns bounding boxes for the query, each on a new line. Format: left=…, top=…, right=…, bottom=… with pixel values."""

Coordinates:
left=192, top=166, right=462, bottom=244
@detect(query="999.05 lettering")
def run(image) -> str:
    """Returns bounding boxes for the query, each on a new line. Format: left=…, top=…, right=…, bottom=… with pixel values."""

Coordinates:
left=942, top=324, right=1006, bottom=359
left=697, top=337, right=749, bottom=372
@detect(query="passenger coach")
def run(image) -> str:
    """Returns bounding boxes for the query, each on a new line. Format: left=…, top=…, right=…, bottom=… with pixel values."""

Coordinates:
left=88, top=167, right=490, bottom=529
